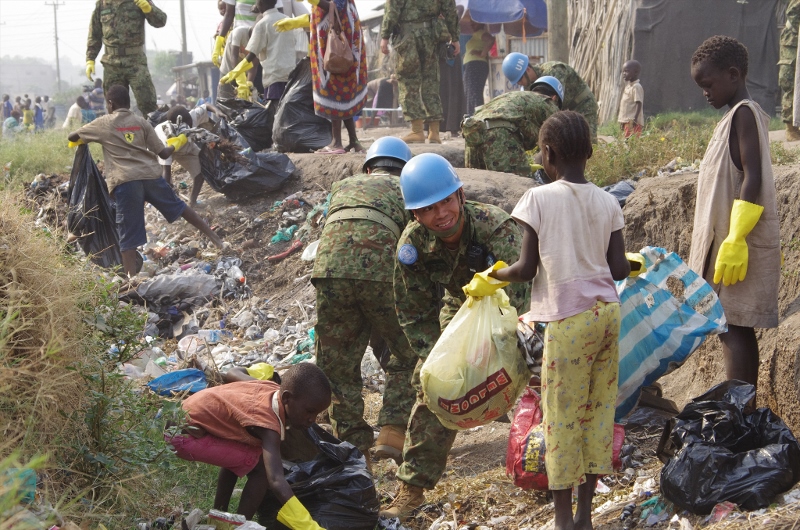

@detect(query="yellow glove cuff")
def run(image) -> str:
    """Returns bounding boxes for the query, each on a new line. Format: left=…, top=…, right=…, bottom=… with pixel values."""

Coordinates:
left=277, top=496, right=323, bottom=530
left=728, top=199, right=764, bottom=238
left=166, top=134, right=188, bottom=152
left=301, top=0, right=321, bottom=6
left=86, top=60, right=95, bottom=81
left=625, top=252, right=647, bottom=277
left=462, top=261, right=510, bottom=298
left=68, top=139, right=85, bottom=148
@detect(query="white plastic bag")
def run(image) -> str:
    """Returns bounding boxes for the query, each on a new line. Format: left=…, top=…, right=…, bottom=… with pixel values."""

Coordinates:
left=420, top=289, right=529, bottom=430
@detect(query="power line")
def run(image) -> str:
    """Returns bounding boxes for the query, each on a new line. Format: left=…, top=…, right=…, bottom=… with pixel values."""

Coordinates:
left=44, top=0, right=65, bottom=92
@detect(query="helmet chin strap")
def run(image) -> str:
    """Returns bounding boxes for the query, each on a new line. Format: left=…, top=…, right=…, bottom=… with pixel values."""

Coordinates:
left=428, top=205, right=464, bottom=238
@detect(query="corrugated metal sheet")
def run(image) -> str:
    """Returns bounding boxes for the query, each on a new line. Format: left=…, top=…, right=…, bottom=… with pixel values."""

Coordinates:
left=508, top=35, right=549, bottom=62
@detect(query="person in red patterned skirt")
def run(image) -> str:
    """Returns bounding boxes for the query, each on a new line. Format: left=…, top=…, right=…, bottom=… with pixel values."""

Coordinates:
left=276, top=0, right=368, bottom=154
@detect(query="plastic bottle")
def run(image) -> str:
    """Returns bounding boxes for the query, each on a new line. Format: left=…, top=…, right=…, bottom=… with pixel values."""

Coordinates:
left=227, top=265, right=246, bottom=285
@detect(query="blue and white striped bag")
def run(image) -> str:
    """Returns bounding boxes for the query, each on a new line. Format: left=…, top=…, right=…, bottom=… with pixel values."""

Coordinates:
left=615, top=246, right=727, bottom=420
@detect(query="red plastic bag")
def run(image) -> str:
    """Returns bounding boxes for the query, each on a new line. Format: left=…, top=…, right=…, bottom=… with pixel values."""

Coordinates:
left=506, top=387, right=625, bottom=490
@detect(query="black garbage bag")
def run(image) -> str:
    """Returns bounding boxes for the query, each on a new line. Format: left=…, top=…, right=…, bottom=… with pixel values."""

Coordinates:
left=258, top=425, right=379, bottom=530
left=216, top=116, right=250, bottom=150
left=659, top=380, right=800, bottom=514
left=67, top=144, right=122, bottom=269
left=272, top=57, right=332, bottom=153
left=199, top=145, right=295, bottom=201
left=231, top=103, right=276, bottom=152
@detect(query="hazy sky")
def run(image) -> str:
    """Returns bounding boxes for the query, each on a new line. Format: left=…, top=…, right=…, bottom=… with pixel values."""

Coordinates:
left=0, top=0, right=385, bottom=65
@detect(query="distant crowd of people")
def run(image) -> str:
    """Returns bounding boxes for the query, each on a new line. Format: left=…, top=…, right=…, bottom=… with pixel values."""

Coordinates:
left=2, top=93, right=55, bottom=136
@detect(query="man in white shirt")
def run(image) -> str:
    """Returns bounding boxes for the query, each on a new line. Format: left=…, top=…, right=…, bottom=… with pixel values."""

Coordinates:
left=218, top=26, right=252, bottom=100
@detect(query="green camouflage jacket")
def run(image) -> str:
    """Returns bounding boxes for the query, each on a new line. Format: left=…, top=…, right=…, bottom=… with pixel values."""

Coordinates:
left=313, top=171, right=412, bottom=283
left=87, top=0, right=167, bottom=61
left=393, top=201, right=530, bottom=360
left=469, top=91, right=558, bottom=150
left=380, top=0, right=459, bottom=40
left=529, top=61, right=595, bottom=111
left=780, top=0, right=800, bottom=57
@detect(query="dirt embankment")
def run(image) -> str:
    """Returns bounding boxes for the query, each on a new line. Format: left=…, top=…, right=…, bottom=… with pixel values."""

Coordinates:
left=622, top=167, right=800, bottom=435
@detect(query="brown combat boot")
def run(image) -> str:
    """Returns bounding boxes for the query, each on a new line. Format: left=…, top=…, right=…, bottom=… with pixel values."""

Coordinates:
left=373, top=424, right=405, bottom=464
left=379, top=482, right=425, bottom=519
left=402, top=119, right=425, bottom=143
left=786, top=123, right=800, bottom=142
left=427, top=121, right=442, bottom=144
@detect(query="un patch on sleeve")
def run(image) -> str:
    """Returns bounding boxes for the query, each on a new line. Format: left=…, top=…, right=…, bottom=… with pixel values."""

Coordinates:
left=397, top=244, right=418, bottom=265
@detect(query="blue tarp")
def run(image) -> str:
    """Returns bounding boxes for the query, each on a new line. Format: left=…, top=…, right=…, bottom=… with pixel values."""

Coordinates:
left=147, top=368, right=207, bottom=396
left=456, top=0, right=547, bottom=37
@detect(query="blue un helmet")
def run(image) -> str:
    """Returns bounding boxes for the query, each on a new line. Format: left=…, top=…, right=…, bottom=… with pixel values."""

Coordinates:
left=399, top=153, right=463, bottom=210
left=502, top=52, right=530, bottom=85
left=531, top=75, right=565, bottom=108
left=363, top=136, right=413, bottom=172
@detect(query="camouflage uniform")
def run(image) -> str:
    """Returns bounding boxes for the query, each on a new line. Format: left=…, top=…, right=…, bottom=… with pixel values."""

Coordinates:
left=381, top=0, right=460, bottom=122
left=463, top=92, right=558, bottom=177
left=393, top=201, right=531, bottom=489
left=780, top=0, right=800, bottom=124
left=86, top=0, right=166, bottom=116
left=530, top=62, right=599, bottom=142
left=312, top=172, right=418, bottom=455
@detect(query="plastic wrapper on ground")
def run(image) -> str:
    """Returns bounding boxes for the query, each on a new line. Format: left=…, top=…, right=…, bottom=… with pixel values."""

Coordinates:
left=66, top=144, right=122, bottom=269
left=272, top=57, right=332, bottom=153
left=659, top=380, right=800, bottom=514
left=146, top=368, right=207, bottom=396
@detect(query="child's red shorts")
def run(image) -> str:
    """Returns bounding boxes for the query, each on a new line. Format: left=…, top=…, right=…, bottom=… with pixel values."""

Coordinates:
left=166, top=433, right=262, bottom=477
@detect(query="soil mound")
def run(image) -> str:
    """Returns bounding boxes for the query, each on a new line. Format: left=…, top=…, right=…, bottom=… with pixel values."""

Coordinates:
left=622, top=167, right=800, bottom=434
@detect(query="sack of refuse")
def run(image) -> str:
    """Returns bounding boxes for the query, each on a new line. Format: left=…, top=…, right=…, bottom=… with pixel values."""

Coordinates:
left=231, top=103, right=276, bottom=152
left=615, top=246, right=727, bottom=421
left=199, top=146, right=296, bottom=202
left=420, top=289, right=529, bottom=430
left=272, top=57, right=332, bottom=153
left=659, top=380, right=800, bottom=514
left=257, top=425, right=378, bottom=530
left=67, top=144, right=122, bottom=269
left=507, top=387, right=625, bottom=490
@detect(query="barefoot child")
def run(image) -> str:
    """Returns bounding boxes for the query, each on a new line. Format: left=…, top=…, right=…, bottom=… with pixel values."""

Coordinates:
left=68, top=85, right=226, bottom=276
left=618, top=60, right=644, bottom=138
left=688, top=36, right=781, bottom=389
left=490, top=111, right=633, bottom=530
left=168, top=363, right=331, bottom=527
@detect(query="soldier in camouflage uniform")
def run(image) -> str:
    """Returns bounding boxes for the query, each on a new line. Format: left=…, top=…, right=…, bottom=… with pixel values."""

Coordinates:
left=502, top=53, right=599, bottom=143
left=780, top=0, right=800, bottom=140
left=381, top=153, right=531, bottom=518
left=380, top=0, right=460, bottom=144
left=463, top=81, right=561, bottom=177
left=312, top=137, right=418, bottom=466
left=86, top=0, right=166, bottom=116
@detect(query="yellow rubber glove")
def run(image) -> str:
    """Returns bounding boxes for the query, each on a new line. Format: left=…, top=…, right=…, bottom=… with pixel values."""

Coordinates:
left=626, top=252, right=647, bottom=277
left=530, top=163, right=544, bottom=172
left=68, top=139, right=85, bottom=148
left=713, top=199, right=764, bottom=286
left=166, top=134, right=188, bottom=152
left=212, top=35, right=227, bottom=67
left=86, top=60, right=95, bottom=81
left=462, top=261, right=510, bottom=298
left=297, top=0, right=320, bottom=5
left=277, top=496, right=325, bottom=530
left=246, top=363, right=275, bottom=381
left=220, top=58, right=253, bottom=85
left=274, top=13, right=311, bottom=32
left=237, top=81, right=253, bottom=100
left=134, top=0, right=152, bottom=13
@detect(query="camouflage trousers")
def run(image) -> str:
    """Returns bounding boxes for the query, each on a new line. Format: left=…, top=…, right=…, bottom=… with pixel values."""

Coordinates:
left=575, top=96, right=599, bottom=144
left=394, top=27, right=442, bottom=122
left=780, top=46, right=797, bottom=124
left=102, top=54, right=158, bottom=115
left=465, top=128, right=533, bottom=177
left=396, top=356, right=457, bottom=489
left=314, top=278, right=418, bottom=454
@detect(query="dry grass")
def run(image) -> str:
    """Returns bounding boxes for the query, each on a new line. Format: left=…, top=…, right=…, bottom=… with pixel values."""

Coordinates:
left=0, top=191, right=97, bottom=457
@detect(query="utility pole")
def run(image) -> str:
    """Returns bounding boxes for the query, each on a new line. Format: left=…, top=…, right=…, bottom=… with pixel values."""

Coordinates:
left=45, top=1, right=64, bottom=93
left=546, top=0, right=569, bottom=63
left=179, top=0, right=188, bottom=66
